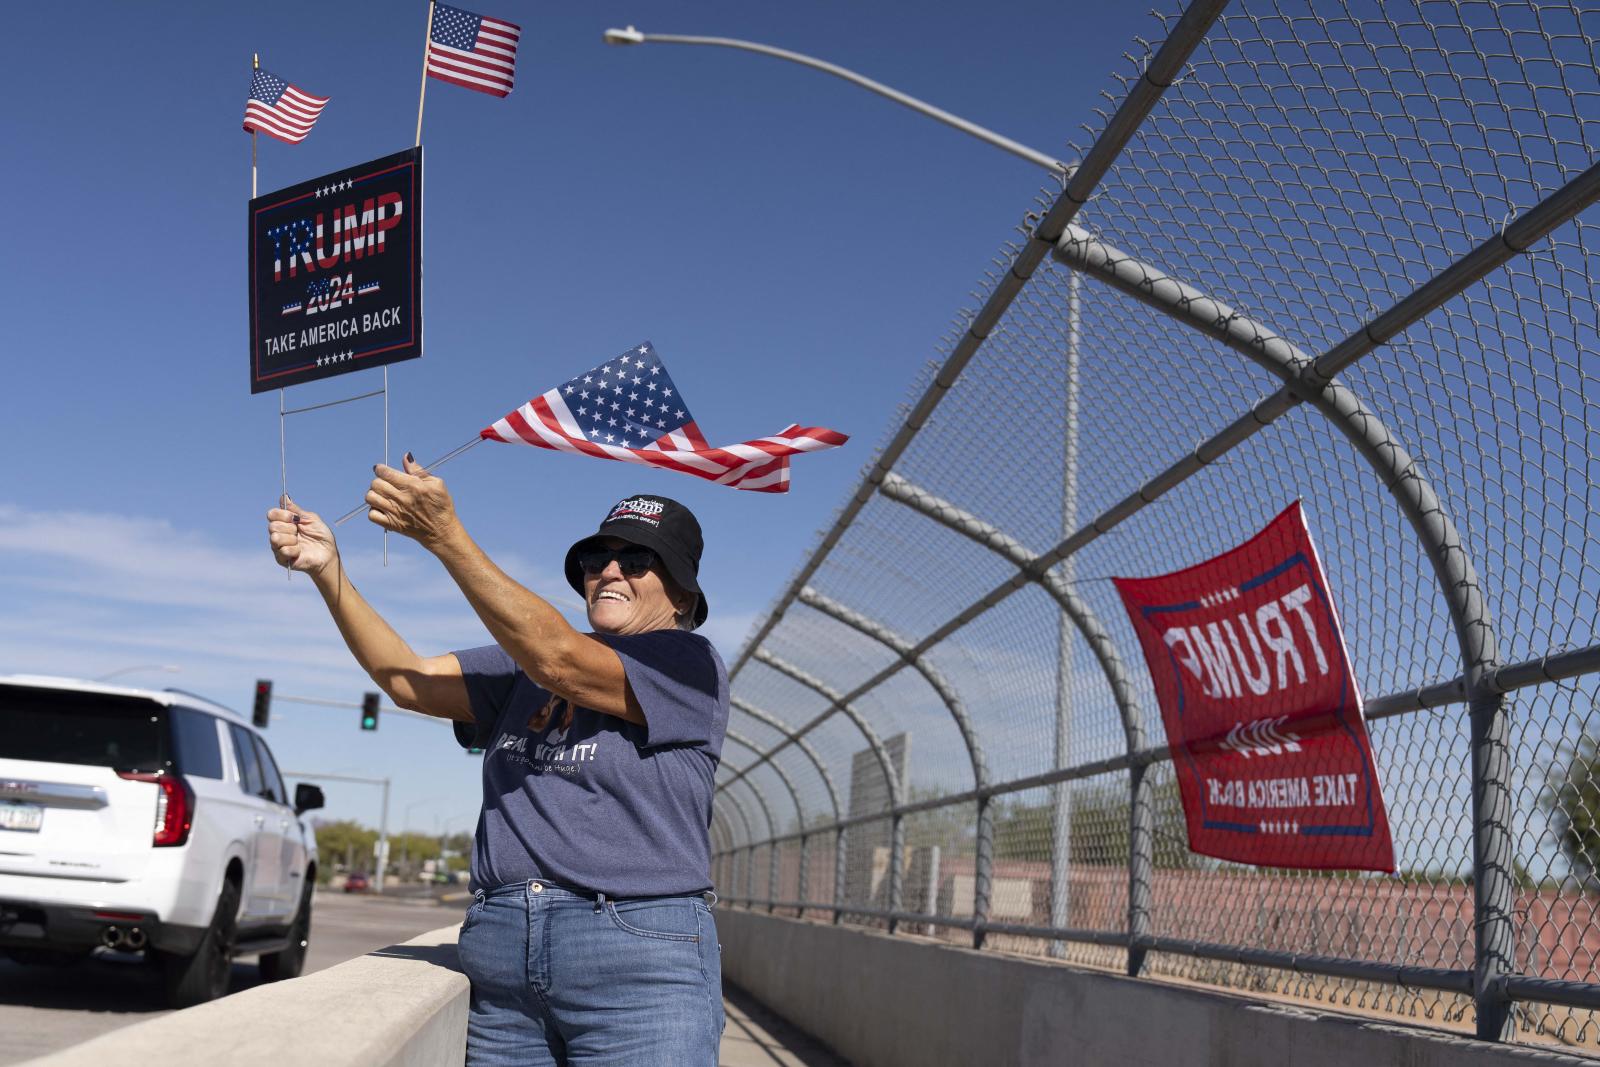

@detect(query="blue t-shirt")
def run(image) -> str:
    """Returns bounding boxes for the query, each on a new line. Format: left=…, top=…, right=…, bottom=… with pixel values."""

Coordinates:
left=451, top=629, right=729, bottom=897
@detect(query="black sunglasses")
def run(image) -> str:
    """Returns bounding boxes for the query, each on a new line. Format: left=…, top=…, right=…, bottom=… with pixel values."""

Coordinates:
left=577, top=545, right=659, bottom=578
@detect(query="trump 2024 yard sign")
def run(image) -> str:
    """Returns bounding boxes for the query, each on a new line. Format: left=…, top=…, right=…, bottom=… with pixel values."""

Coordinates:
left=1113, top=502, right=1395, bottom=872
left=248, top=147, right=422, bottom=393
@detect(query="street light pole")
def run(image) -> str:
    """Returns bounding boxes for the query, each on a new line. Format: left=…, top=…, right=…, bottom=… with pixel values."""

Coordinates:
left=282, top=770, right=392, bottom=893
left=602, top=26, right=1068, bottom=175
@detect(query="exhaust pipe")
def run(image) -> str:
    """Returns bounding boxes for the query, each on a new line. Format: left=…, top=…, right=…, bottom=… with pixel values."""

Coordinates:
left=125, top=928, right=147, bottom=951
left=101, top=926, right=122, bottom=949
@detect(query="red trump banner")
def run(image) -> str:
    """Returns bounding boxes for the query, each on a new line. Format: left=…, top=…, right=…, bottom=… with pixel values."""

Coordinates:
left=1112, top=502, right=1395, bottom=872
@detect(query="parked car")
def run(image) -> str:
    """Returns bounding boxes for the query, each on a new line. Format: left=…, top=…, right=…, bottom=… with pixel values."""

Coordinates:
left=343, top=872, right=370, bottom=893
left=0, top=675, right=323, bottom=1007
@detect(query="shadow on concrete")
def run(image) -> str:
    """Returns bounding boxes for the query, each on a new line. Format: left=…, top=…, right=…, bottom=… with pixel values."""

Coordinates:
left=366, top=940, right=464, bottom=973
left=721, top=982, right=852, bottom=1067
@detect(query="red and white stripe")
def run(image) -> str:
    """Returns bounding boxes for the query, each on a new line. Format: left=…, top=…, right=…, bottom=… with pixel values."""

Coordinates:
left=481, top=392, right=846, bottom=494
left=243, top=85, right=329, bottom=145
left=428, top=16, right=520, bottom=98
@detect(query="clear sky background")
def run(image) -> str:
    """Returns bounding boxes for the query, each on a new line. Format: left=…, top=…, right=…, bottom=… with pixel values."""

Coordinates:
left=1, top=1, right=1155, bottom=840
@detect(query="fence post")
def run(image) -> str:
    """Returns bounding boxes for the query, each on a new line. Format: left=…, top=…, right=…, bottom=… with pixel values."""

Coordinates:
left=1472, top=688, right=1515, bottom=1040
left=1127, top=761, right=1152, bottom=977
left=834, top=826, right=847, bottom=924
left=768, top=841, right=781, bottom=912
left=797, top=831, right=810, bottom=913
left=1050, top=268, right=1083, bottom=957
left=888, top=814, right=905, bottom=934
left=974, top=796, right=994, bottom=948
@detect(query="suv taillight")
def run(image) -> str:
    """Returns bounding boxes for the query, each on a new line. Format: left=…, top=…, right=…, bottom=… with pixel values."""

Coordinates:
left=117, top=772, right=194, bottom=847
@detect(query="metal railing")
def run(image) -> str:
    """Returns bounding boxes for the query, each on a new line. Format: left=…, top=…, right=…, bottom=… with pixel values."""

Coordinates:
left=710, top=0, right=1600, bottom=1053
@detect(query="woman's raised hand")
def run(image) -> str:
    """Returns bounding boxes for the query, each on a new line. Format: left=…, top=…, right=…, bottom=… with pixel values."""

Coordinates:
left=365, top=453, right=461, bottom=550
left=266, top=497, right=340, bottom=580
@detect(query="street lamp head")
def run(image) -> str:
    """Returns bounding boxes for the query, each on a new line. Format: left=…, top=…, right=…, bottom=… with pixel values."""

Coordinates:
left=603, top=26, right=645, bottom=46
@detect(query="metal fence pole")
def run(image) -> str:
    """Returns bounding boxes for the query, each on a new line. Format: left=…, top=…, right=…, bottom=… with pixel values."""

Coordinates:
left=797, top=831, right=810, bottom=912
left=1472, top=693, right=1516, bottom=1040
left=973, top=797, right=994, bottom=949
left=1049, top=266, right=1083, bottom=958
left=769, top=842, right=781, bottom=912
left=834, top=826, right=847, bottom=924
left=888, top=813, right=906, bottom=934
left=1127, top=760, right=1153, bottom=976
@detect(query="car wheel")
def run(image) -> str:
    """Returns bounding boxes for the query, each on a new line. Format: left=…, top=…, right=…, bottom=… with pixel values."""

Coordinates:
left=258, top=879, right=312, bottom=982
left=160, top=876, right=239, bottom=1008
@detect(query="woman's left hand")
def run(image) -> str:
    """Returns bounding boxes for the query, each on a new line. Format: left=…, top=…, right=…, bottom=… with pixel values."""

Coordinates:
left=365, top=453, right=461, bottom=549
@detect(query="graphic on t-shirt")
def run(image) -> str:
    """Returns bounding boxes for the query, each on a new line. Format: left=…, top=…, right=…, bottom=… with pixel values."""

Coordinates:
left=490, top=725, right=598, bottom=778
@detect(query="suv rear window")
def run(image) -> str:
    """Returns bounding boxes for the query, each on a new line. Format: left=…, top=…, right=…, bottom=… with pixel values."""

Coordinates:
left=170, top=706, right=224, bottom=780
left=0, top=686, right=167, bottom=773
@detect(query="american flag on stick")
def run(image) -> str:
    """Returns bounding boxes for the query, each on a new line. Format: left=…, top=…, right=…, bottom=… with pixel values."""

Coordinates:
left=242, top=69, right=329, bottom=144
left=427, top=3, right=521, bottom=97
left=480, top=342, right=847, bottom=493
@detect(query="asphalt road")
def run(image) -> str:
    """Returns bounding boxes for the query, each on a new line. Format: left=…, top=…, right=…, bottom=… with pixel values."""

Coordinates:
left=0, top=889, right=464, bottom=1065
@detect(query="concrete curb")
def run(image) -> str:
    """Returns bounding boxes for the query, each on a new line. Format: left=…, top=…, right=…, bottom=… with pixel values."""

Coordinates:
left=19, top=925, right=468, bottom=1067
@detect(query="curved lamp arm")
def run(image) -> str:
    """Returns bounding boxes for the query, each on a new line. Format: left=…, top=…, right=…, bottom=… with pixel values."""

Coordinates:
left=603, top=26, right=1069, bottom=175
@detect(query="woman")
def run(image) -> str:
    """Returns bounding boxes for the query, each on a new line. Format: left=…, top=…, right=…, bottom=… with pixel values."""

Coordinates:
left=266, top=457, right=729, bottom=1066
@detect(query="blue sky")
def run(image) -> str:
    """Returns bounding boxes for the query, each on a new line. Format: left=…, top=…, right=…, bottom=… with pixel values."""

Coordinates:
left=0, top=2, right=1153, bottom=836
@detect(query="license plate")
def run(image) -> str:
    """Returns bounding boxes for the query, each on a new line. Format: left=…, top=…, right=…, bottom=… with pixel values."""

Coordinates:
left=0, top=802, right=43, bottom=832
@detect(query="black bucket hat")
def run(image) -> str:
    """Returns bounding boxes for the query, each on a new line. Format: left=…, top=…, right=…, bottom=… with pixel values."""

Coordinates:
left=564, top=494, right=708, bottom=629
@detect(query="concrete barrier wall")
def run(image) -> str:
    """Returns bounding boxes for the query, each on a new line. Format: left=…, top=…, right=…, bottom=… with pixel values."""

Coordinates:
left=21, top=925, right=468, bottom=1067
left=717, top=908, right=1596, bottom=1067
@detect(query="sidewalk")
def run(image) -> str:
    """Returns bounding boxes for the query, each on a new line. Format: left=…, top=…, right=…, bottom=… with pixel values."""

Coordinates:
left=721, top=984, right=850, bottom=1067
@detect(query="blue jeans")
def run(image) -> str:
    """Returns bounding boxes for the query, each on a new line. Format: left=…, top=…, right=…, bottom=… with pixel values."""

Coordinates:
left=456, top=880, right=724, bottom=1066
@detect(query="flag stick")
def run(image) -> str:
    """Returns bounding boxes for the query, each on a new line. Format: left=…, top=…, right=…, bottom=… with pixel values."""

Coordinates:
left=254, top=52, right=291, bottom=582
left=280, top=388, right=291, bottom=581
left=251, top=53, right=259, bottom=199
left=382, top=365, right=390, bottom=565
left=415, top=1, right=436, bottom=146
left=332, top=436, right=485, bottom=527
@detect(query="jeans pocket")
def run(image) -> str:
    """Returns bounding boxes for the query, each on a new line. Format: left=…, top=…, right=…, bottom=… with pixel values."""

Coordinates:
left=605, top=898, right=701, bottom=942
left=460, top=891, right=488, bottom=933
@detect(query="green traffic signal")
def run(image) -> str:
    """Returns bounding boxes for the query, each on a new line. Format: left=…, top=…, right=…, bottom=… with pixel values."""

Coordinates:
left=360, top=691, right=380, bottom=731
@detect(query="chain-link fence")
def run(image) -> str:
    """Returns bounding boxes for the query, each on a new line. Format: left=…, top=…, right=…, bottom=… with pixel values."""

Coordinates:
left=710, top=0, right=1600, bottom=1053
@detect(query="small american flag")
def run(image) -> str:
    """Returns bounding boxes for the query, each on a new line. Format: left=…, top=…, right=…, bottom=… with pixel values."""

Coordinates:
left=480, top=342, right=847, bottom=493
left=427, top=4, right=521, bottom=98
left=243, top=69, right=329, bottom=145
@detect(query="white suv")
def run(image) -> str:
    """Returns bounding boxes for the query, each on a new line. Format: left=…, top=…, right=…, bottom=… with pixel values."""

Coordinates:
left=0, top=675, right=322, bottom=1007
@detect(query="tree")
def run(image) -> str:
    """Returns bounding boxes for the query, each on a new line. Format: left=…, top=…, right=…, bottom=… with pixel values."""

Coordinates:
left=1544, top=732, right=1600, bottom=888
left=313, top=819, right=378, bottom=880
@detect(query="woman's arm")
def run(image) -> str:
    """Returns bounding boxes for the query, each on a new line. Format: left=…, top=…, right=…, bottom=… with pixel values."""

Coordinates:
left=359, top=460, right=645, bottom=725
left=267, top=498, right=473, bottom=722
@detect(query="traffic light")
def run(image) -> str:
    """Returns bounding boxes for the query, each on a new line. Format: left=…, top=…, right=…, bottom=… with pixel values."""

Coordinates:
left=467, top=744, right=484, bottom=755
left=252, top=680, right=272, bottom=729
left=360, top=692, right=380, bottom=731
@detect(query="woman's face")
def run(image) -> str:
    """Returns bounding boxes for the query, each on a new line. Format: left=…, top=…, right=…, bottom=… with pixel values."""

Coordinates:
left=582, top=537, right=689, bottom=635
